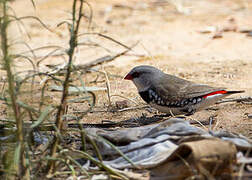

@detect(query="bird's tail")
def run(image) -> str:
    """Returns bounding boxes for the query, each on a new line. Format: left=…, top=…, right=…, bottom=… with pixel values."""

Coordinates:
left=226, top=90, right=245, bottom=94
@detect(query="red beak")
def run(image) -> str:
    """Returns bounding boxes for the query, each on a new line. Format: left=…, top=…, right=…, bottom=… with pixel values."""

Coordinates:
left=124, top=73, right=133, bottom=80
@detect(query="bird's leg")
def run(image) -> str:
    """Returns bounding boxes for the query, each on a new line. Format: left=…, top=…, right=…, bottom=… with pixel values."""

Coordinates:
left=155, top=110, right=186, bottom=119
left=169, top=109, right=175, bottom=117
left=168, top=109, right=185, bottom=118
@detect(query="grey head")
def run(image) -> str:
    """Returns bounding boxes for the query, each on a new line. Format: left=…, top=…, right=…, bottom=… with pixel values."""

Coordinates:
left=124, top=65, right=164, bottom=92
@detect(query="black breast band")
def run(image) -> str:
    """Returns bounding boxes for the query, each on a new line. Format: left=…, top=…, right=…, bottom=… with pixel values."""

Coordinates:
left=139, top=90, right=151, bottom=103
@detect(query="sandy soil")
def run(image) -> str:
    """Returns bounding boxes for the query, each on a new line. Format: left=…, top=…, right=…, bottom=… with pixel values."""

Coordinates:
left=10, top=0, right=252, bottom=138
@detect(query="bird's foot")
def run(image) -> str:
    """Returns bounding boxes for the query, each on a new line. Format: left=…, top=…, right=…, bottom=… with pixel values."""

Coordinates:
left=173, top=115, right=187, bottom=119
left=185, top=112, right=195, bottom=116
left=154, top=113, right=187, bottom=120
left=154, top=113, right=171, bottom=118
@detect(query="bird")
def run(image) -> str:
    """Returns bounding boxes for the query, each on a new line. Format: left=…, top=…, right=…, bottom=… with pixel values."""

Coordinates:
left=124, top=65, right=244, bottom=115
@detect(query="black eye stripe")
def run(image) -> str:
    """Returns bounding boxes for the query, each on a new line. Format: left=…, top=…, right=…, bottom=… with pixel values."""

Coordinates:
left=132, top=72, right=140, bottom=78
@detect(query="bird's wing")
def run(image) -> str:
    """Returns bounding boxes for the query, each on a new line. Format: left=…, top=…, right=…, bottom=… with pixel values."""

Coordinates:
left=178, top=83, right=225, bottom=98
left=154, top=74, right=225, bottom=102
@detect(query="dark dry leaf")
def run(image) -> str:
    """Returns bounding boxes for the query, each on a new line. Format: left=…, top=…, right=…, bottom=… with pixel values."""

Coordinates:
left=115, top=100, right=129, bottom=109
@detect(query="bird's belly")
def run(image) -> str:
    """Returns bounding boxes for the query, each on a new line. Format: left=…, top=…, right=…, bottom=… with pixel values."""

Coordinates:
left=150, top=103, right=183, bottom=115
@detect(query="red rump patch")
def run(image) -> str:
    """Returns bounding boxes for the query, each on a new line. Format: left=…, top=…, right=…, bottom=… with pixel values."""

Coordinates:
left=203, top=90, right=227, bottom=98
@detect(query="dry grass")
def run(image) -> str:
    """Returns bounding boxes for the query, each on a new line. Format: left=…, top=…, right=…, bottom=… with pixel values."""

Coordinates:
left=0, top=0, right=251, bottom=178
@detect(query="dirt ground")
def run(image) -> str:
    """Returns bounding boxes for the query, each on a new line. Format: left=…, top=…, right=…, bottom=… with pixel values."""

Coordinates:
left=11, top=0, right=252, bottom=138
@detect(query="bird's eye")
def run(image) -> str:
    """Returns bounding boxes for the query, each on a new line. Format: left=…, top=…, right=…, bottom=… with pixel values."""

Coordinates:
left=132, top=72, right=140, bottom=78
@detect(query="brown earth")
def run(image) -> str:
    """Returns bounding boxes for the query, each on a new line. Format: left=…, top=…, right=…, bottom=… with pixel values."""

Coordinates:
left=10, top=0, right=252, bottom=138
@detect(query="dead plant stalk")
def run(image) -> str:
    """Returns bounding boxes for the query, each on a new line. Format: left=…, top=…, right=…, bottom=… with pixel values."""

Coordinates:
left=47, top=0, right=84, bottom=174
left=0, top=0, right=29, bottom=178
